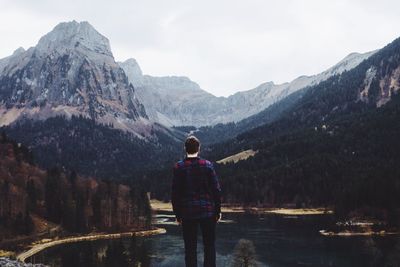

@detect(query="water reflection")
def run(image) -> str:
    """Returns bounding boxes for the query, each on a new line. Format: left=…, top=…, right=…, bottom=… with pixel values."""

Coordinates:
left=28, top=213, right=400, bottom=267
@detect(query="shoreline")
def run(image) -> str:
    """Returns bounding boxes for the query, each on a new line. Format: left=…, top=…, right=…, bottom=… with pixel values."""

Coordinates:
left=319, top=229, right=399, bottom=237
left=150, top=200, right=333, bottom=215
left=319, top=220, right=400, bottom=237
left=16, top=227, right=166, bottom=263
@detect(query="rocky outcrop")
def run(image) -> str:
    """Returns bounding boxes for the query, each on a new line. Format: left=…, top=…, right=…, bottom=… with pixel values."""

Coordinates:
left=359, top=55, right=400, bottom=107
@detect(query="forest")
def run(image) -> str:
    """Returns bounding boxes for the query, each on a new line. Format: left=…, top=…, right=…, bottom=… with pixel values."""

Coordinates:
left=2, top=115, right=184, bottom=180
left=0, top=132, right=152, bottom=242
left=150, top=36, right=400, bottom=224
left=212, top=94, right=400, bottom=221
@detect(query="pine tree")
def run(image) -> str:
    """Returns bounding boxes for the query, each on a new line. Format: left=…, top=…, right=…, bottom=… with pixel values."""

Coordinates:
left=232, top=239, right=258, bottom=267
left=26, top=179, right=37, bottom=211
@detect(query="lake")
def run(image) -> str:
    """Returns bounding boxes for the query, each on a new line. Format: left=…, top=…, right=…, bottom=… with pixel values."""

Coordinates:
left=27, top=212, right=400, bottom=266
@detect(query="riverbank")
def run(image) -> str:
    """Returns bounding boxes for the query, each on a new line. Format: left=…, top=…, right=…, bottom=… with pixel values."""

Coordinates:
left=150, top=200, right=334, bottom=215
left=319, top=219, right=399, bottom=237
left=13, top=212, right=400, bottom=267
left=16, top=228, right=166, bottom=263
left=319, top=229, right=399, bottom=236
left=0, top=250, right=15, bottom=258
left=227, top=207, right=334, bottom=215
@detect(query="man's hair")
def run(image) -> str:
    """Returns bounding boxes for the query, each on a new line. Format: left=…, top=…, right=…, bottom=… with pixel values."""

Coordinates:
left=185, top=136, right=200, bottom=154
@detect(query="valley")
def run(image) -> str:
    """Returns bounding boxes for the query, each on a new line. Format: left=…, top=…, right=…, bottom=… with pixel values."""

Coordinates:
left=1, top=19, right=400, bottom=266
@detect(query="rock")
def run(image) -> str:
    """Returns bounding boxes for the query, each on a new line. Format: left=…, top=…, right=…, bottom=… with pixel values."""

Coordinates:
left=0, top=257, right=47, bottom=267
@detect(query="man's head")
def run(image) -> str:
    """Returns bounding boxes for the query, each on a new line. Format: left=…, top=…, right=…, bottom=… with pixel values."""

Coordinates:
left=185, top=135, right=200, bottom=155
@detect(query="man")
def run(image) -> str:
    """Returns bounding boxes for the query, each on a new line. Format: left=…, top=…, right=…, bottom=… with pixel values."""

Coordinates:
left=172, top=135, right=222, bottom=267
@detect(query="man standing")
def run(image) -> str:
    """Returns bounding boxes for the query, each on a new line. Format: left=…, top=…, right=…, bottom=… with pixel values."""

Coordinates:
left=172, top=136, right=222, bottom=267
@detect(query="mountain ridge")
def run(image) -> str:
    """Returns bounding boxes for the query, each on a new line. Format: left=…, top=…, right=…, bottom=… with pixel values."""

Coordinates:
left=0, top=20, right=378, bottom=130
left=121, top=49, right=376, bottom=127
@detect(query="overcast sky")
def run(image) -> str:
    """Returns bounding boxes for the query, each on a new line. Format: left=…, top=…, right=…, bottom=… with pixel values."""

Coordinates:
left=1, top=0, right=399, bottom=96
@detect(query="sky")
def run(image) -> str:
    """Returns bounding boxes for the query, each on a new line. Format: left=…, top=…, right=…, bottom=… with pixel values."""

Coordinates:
left=1, top=0, right=399, bottom=97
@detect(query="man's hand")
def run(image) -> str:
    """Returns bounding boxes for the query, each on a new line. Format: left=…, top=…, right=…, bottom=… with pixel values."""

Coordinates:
left=176, top=217, right=182, bottom=225
left=216, top=213, right=221, bottom=223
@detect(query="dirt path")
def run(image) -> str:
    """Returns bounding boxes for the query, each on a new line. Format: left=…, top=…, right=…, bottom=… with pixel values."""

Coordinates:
left=17, top=228, right=166, bottom=263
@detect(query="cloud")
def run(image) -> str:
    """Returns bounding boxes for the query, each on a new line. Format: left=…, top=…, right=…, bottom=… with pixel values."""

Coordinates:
left=1, top=0, right=400, bottom=96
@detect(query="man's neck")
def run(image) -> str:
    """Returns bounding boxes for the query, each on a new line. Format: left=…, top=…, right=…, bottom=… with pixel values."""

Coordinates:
left=186, top=153, right=199, bottom=158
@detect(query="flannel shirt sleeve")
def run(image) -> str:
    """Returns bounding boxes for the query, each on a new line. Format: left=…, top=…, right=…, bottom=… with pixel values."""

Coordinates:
left=171, top=164, right=182, bottom=220
left=209, top=162, right=222, bottom=214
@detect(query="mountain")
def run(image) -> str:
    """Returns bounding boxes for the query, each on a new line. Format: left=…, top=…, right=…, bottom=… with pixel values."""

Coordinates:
left=150, top=36, right=400, bottom=221
left=120, top=50, right=375, bottom=127
left=221, top=38, right=400, bottom=150
left=2, top=20, right=398, bottom=221
left=119, top=59, right=217, bottom=126
left=0, top=21, right=149, bottom=135
left=207, top=36, right=400, bottom=214
left=0, top=21, right=185, bottom=179
left=183, top=51, right=378, bottom=145
left=1, top=20, right=374, bottom=131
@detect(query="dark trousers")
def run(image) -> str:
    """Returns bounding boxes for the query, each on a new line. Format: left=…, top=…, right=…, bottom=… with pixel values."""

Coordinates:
left=182, top=217, right=216, bottom=267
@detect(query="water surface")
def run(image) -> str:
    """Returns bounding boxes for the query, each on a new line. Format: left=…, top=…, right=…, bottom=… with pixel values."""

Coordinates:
left=28, top=212, right=400, bottom=266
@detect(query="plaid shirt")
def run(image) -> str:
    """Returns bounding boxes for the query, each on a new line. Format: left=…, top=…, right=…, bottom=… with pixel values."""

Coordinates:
left=172, top=156, right=221, bottom=220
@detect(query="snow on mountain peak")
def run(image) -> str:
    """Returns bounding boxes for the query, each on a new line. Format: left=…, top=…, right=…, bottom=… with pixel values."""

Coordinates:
left=36, top=20, right=112, bottom=57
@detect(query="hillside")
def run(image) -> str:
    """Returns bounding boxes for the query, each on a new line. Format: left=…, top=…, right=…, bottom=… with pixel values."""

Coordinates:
left=0, top=21, right=186, bottom=181
left=0, top=133, right=152, bottom=248
left=201, top=36, right=400, bottom=220
left=209, top=36, right=400, bottom=156
left=150, top=36, right=400, bottom=224
left=2, top=115, right=184, bottom=180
